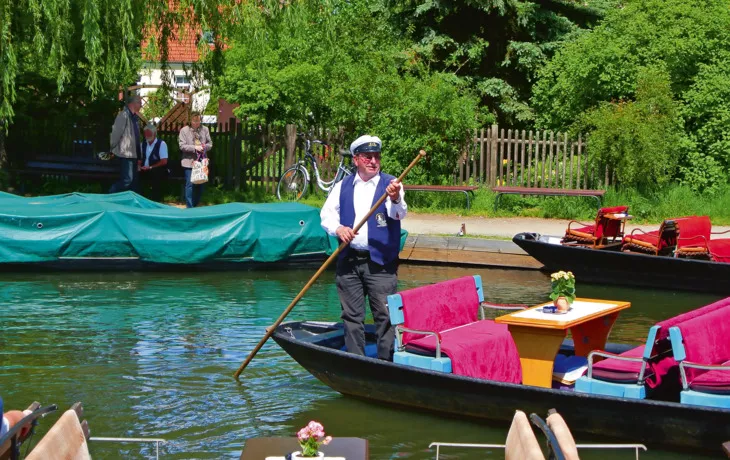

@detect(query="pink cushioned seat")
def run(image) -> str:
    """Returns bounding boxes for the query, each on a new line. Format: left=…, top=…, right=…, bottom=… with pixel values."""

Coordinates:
left=590, top=296, right=730, bottom=388
left=689, top=359, right=730, bottom=394
left=399, top=276, right=481, bottom=346
left=406, top=320, right=521, bottom=383
left=592, top=346, right=652, bottom=383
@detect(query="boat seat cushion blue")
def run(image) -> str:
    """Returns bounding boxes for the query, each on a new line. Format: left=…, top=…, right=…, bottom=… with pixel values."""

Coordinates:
left=405, top=320, right=521, bottom=383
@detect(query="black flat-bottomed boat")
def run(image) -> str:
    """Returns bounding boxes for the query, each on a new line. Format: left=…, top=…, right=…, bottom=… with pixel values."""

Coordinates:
left=513, top=232, right=730, bottom=294
left=272, top=321, right=730, bottom=453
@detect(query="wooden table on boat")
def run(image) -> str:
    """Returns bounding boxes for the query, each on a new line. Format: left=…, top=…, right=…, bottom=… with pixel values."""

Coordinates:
left=240, top=437, right=368, bottom=459
left=495, top=298, right=631, bottom=388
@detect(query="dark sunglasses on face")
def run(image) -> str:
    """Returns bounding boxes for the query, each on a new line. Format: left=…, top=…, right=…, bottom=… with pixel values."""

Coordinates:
left=357, top=153, right=381, bottom=161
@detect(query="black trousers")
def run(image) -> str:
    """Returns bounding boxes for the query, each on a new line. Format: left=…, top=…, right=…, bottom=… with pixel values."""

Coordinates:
left=139, top=167, right=168, bottom=202
left=335, top=254, right=397, bottom=360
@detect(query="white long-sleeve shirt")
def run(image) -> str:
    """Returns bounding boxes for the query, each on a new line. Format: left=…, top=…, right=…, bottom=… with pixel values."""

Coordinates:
left=320, top=173, right=407, bottom=250
left=142, top=139, right=169, bottom=167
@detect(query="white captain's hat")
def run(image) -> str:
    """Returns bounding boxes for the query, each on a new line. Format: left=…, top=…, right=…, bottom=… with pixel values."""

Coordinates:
left=350, top=135, right=382, bottom=155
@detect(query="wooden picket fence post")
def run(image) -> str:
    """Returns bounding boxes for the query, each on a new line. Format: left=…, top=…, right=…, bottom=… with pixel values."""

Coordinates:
left=458, top=125, right=599, bottom=189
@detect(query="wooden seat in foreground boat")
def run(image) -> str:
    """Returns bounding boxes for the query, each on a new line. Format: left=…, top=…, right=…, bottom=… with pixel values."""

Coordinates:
left=429, top=409, right=647, bottom=459
left=576, top=296, right=730, bottom=399
left=530, top=409, right=647, bottom=460
left=26, top=402, right=90, bottom=460
left=430, top=410, right=545, bottom=459
left=24, top=402, right=166, bottom=459
left=386, top=275, right=523, bottom=382
left=0, top=402, right=57, bottom=460
left=561, top=205, right=629, bottom=248
left=669, top=306, right=730, bottom=409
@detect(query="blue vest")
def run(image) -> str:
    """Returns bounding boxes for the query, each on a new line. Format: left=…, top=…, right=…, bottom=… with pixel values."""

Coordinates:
left=140, top=138, right=162, bottom=166
left=339, top=172, right=401, bottom=266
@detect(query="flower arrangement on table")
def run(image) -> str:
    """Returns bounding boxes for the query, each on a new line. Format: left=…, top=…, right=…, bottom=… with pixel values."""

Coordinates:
left=296, top=421, right=332, bottom=458
left=550, top=270, right=576, bottom=312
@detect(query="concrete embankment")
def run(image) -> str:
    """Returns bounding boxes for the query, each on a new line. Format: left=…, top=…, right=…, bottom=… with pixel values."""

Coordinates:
left=400, top=235, right=543, bottom=270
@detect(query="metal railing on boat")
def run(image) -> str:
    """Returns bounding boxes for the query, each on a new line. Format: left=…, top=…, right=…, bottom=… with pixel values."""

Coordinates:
left=89, top=437, right=167, bottom=459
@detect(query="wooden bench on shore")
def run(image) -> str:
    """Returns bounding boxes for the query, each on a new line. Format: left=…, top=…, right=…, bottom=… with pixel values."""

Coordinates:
left=492, top=186, right=605, bottom=211
left=14, top=154, right=185, bottom=196
left=404, top=185, right=479, bottom=210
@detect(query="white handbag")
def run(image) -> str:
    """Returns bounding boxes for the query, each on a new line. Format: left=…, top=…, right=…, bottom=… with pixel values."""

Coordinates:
left=191, top=156, right=209, bottom=185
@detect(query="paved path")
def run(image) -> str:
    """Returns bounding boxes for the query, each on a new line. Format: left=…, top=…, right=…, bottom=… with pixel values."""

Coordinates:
left=401, top=213, right=730, bottom=238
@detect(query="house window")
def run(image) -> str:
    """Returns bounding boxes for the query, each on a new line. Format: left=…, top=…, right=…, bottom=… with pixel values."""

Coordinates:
left=202, top=30, right=214, bottom=45
left=175, top=75, right=190, bottom=88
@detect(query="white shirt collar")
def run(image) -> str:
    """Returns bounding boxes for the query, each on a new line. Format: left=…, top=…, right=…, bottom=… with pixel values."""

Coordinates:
left=353, top=172, right=380, bottom=186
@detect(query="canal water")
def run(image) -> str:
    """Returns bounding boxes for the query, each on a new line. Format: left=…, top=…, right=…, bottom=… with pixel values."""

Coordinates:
left=0, top=264, right=720, bottom=459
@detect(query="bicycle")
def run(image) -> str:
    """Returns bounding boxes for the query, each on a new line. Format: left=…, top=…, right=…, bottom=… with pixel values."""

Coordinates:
left=276, top=137, right=354, bottom=201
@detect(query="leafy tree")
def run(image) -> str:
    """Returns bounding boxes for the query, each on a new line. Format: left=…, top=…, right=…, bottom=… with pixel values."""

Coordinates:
left=141, top=89, right=174, bottom=120
left=0, top=0, right=228, bottom=168
left=378, top=0, right=614, bottom=125
left=576, top=67, right=685, bottom=189
left=532, top=0, right=730, bottom=129
left=218, top=0, right=480, bottom=182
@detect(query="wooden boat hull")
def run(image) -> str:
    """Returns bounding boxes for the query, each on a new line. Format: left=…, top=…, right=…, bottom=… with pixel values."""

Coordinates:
left=273, top=321, right=730, bottom=453
left=513, top=232, right=730, bottom=293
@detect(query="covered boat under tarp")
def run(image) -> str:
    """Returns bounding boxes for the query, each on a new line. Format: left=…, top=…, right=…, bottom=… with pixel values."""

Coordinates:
left=0, top=192, right=342, bottom=270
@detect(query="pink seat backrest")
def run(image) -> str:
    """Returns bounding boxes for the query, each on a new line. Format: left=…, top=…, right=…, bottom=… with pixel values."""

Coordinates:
left=655, top=296, right=730, bottom=343
left=675, top=306, right=730, bottom=382
left=676, top=216, right=712, bottom=248
left=595, top=205, right=628, bottom=239
left=399, top=276, right=480, bottom=345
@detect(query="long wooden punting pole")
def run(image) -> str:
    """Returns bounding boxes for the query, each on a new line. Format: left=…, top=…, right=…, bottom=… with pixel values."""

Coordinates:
left=234, top=149, right=427, bottom=381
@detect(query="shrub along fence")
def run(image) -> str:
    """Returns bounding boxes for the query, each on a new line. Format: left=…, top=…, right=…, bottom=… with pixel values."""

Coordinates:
left=6, top=119, right=609, bottom=192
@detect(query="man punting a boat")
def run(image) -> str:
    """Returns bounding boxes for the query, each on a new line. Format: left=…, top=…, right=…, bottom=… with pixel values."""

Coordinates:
left=320, top=135, right=408, bottom=361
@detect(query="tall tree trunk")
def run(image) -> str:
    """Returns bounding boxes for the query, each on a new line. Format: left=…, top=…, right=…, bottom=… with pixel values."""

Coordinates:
left=284, top=124, right=297, bottom=169
left=0, top=122, right=7, bottom=170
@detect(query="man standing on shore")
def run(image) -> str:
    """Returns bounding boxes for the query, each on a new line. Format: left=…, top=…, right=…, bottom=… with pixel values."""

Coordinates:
left=320, top=135, right=407, bottom=360
left=109, top=95, right=142, bottom=193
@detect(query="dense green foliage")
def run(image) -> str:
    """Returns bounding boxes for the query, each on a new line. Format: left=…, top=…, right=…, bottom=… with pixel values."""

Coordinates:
left=381, top=0, right=614, bottom=125
left=574, top=67, right=685, bottom=189
left=217, top=0, right=481, bottom=182
left=533, top=0, right=730, bottom=192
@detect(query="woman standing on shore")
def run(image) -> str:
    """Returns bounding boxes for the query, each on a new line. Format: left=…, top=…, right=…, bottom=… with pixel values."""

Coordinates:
left=178, top=112, right=213, bottom=208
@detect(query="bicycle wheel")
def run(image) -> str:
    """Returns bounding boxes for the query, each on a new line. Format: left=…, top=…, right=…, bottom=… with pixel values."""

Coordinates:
left=276, top=166, right=309, bottom=201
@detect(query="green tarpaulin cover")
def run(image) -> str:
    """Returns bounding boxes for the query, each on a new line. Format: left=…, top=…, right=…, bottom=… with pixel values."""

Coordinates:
left=0, top=192, right=407, bottom=265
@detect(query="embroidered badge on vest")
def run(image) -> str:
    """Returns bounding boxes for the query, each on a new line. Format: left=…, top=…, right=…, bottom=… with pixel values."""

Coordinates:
left=375, top=213, right=387, bottom=227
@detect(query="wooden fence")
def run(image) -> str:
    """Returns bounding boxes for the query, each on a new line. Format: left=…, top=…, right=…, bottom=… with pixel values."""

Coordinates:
left=6, top=119, right=609, bottom=191
left=457, top=125, right=608, bottom=189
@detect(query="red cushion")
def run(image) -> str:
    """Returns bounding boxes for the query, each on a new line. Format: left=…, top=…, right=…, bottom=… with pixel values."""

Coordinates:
left=406, top=320, right=522, bottom=383
left=708, top=239, right=730, bottom=262
left=689, top=359, right=730, bottom=393
left=624, top=230, right=660, bottom=245
left=599, top=205, right=629, bottom=214
left=676, top=216, right=712, bottom=249
left=570, top=225, right=595, bottom=235
left=399, top=276, right=479, bottom=345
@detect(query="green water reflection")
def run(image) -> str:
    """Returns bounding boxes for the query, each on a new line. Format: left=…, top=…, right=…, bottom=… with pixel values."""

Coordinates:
left=0, top=265, right=721, bottom=459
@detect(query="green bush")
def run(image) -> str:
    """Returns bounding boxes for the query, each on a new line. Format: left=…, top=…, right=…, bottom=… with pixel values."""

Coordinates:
left=575, top=67, right=685, bottom=189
